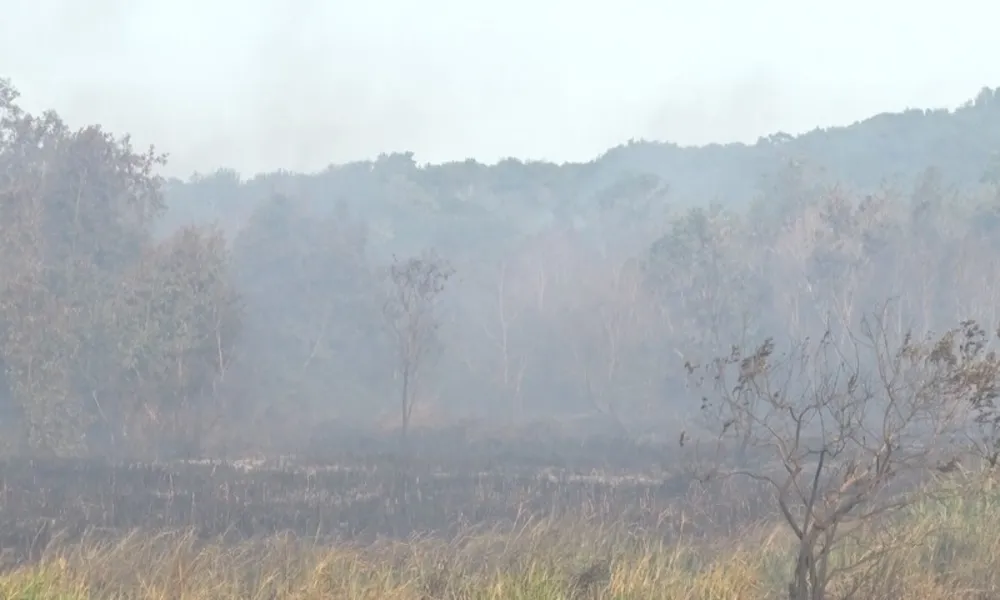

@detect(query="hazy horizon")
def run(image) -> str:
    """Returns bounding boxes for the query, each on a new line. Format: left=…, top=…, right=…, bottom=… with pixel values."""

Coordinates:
left=3, top=0, right=999, bottom=178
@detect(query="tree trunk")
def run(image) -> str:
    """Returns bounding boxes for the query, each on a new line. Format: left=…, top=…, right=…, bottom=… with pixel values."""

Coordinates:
left=400, top=367, right=410, bottom=446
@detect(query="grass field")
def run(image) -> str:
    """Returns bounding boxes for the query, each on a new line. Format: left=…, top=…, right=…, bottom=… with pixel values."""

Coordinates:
left=2, top=475, right=998, bottom=600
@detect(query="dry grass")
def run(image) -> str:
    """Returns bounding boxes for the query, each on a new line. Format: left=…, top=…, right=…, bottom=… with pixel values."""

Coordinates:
left=4, top=476, right=1000, bottom=599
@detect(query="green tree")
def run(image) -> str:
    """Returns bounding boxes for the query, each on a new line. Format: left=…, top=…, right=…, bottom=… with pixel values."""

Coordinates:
left=0, top=78, right=241, bottom=458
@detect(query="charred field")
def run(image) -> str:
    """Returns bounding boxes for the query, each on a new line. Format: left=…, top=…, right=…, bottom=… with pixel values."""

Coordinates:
left=0, top=433, right=996, bottom=599
left=0, top=433, right=760, bottom=569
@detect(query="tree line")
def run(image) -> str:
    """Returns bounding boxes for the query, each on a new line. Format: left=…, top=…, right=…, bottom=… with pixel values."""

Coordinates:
left=4, top=77, right=1000, bottom=462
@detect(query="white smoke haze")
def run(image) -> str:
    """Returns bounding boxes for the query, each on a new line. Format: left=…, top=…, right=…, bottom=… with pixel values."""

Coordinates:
left=1, top=0, right=998, bottom=177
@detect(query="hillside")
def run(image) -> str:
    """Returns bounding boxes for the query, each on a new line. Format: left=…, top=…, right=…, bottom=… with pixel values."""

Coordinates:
left=160, top=86, right=1000, bottom=252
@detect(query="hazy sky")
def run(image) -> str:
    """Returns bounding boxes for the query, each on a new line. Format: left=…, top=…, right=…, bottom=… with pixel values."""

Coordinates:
left=2, top=0, right=998, bottom=178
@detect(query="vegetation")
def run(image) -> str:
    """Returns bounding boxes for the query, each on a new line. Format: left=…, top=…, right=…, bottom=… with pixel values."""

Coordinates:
left=687, top=317, right=1000, bottom=599
left=5, top=74, right=1000, bottom=598
left=383, top=250, right=454, bottom=441
left=7, top=76, right=1000, bottom=455
left=5, top=478, right=1000, bottom=599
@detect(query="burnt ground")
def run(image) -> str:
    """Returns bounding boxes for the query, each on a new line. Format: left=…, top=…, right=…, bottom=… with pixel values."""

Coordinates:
left=0, top=435, right=775, bottom=569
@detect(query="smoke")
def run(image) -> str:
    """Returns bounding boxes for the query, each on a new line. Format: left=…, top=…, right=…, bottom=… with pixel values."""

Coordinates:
left=2, top=0, right=998, bottom=178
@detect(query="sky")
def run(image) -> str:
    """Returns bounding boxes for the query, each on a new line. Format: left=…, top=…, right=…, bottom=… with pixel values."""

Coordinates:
left=1, top=0, right=998, bottom=178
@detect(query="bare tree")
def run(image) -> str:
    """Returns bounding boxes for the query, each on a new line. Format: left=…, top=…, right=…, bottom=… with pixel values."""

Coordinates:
left=479, top=260, right=527, bottom=423
left=957, top=322, right=1000, bottom=469
left=685, top=312, right=1000, bottom=600
left=570, top=256, right=653, bottom=435
left=383, top=250, right=453, bottom=443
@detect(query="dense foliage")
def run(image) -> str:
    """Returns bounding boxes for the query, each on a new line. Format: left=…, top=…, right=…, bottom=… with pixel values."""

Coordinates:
left=4, top=76, right=1000, bottom=459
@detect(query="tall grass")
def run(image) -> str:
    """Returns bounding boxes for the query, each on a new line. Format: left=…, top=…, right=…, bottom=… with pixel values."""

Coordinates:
left=4, top=476, right=1000, bottom=599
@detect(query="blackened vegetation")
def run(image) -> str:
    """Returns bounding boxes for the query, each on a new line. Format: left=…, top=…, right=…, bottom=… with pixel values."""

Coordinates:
left=0, top=438, right=768, bottom=570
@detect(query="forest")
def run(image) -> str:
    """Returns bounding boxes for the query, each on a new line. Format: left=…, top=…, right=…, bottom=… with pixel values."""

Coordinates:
left=5, top=78, right=1000, bottom=599
left=4, top=78, right=1000, bottom=459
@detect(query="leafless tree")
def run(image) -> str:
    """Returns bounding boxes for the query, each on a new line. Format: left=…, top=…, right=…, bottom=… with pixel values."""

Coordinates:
left=955, top=322, right=1000, bottom=470
left=479, top=260, right=527, bottom=424
left=571, top=256, right=652, bottom=435
left=685, top=311, right=1000, bottom=600
left=383, top=250, right=453, bottom=444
